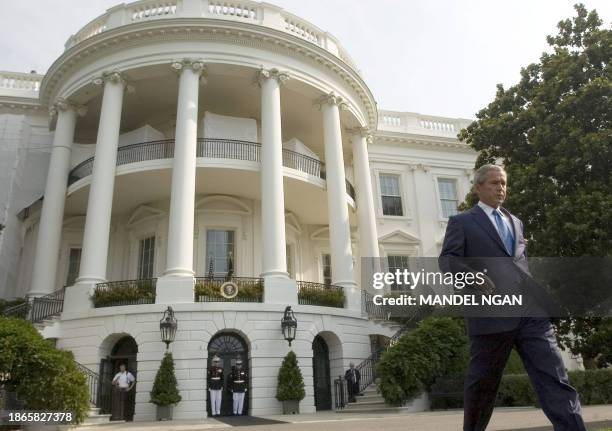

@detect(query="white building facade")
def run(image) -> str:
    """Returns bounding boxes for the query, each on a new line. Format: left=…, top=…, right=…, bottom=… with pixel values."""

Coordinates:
left=2, top=0, right=580, bottom=421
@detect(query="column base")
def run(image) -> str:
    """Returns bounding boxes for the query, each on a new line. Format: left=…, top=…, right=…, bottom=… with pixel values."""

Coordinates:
left=260, top=270, right=289, bottom=279
left=156, top=276, right=195, bottom=304
left=263, top=277, right=297, bottom=305
left=63, top=283, right=95, bottom=314
left=335, top=281, right=361, bottom=311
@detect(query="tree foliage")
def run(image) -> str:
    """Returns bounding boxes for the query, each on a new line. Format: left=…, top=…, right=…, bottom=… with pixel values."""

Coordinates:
left=276, top=351, right=306, bottom=401
left=458, top=4, right=611, bottom=367
left=0, top=318, right=90, bottom=423
left=150, top=352, right=182, bottom=406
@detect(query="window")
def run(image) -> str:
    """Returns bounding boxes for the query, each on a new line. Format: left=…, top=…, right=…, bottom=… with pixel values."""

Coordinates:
left=286, top=244, right=294, bottom=279
left=438, top=178, right=459, bottom=218
left=66, top=248, right=81, bottom=286
left=380, top=174, right=403, bottom=216
left=205, top=230, right=235, bottom=276
left=387, top=255, right=409, bottom=291
left=321, top=254, right=332, bottom=285
left=138, top=236, right=155, bottom=279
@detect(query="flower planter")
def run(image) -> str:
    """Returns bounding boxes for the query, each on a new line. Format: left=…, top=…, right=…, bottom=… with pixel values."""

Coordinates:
left=156, top=404, right=173, bottom=421
left=282, top=400, right=300, bottom=414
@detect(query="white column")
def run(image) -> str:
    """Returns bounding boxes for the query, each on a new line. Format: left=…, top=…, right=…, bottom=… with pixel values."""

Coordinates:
left=28, top=100, right=84, bottom=297
left=76, top=71, right=125, bottom=285
left=317, top=92, right=357, bottom=308
left=258, top=68, right=289, bottom=279
left=350, top=129, right=379, bottom=259
left=256, top=68, right=297, bottom=305
left=157, top=59, right=205, bottom=304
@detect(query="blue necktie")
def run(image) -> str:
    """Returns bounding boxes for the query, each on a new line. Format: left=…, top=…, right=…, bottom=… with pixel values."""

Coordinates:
left=493, top=210, right=514, bottom=255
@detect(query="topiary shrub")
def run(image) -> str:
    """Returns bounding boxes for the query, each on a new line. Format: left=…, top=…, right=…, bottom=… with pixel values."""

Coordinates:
left=276, top=351, right=306, bottom=401
left=150, top=352, right=182, bottom=406
left=376, top=317, right=468, bottom=405
left=0, top=318, right=90, bottom=423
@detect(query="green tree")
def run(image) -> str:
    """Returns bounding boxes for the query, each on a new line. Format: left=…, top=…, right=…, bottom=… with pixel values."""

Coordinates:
left=0, top=318, right=90, bottom=423
left=150, top=352, right=182, bottom=406
left=276, top=351, right=306, bottom=401
left=458, top=4, right=611, bottom=367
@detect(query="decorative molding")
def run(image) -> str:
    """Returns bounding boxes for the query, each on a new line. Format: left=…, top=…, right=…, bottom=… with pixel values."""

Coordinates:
left=171, top=58, right=208, bottom=83
left=126, top=205, right=165, bottom=228
left=284, top=211, right=302, bottom=235
left=195, top=194, right=252, bottom=215
left=346, top=126, right=373, bottom=143
left=91, top=69, right=127, bottom=87
left=378, top=229, right=421, bottom=245
left=49, top=98, right=87, bottom=119
left=313, top=91, right=348, bottom=111
left=254, top=67, right=290, bottom=87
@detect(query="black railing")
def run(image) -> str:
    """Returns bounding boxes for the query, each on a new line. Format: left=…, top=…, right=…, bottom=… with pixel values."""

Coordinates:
left=2, top=288, right=65, bottom=323
left=333, top=376, right=349, bottom=411
left=66, top=139, right=357, bottom=200
left=194, top=276, right=263, bottom=302
left=93, top=279, right=157, bottom=308
left=296, top=281, right=345, bottom=308
left=361, top=290, right=389, bottom=320
left=75, top=362, right=112, bottom=413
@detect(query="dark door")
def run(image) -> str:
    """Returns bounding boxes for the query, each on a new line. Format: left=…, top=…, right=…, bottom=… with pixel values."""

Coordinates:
left=98, top=358, right=113, bottom=415
left=108, top=337, right=138, bottom=421
left=312, top=335, right=332, bottom=410
left=207, top=333, right=249, bottom=416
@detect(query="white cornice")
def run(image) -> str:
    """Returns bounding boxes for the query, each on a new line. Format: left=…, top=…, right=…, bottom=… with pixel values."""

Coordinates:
left=372, top=130, right=474, bottom=153
left=40, top=18, right=377, bottom=129
left=0, top=96, right=45, bottom=114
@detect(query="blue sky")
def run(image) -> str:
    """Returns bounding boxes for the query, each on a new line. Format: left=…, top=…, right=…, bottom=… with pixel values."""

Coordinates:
left=1, top=0, right=610, bottom=119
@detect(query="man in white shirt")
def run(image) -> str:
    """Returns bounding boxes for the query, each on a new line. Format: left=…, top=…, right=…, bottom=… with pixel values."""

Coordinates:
left=112, top=363, right=135, bottom=421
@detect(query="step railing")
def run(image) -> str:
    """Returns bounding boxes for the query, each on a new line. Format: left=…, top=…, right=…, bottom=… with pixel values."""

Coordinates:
left=75, top=362, right=112, bottom=414
left=2, top=288, right=65, bottom=324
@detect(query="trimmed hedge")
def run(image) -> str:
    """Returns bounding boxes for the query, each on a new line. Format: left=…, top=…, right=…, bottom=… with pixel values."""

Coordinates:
left=92, top=280, right=156, bottom=307
left=377, top=317, right=468, bottom=405
left=194, top=280, right=263, bottom=300
left=0, top=318, right=90, bottom=423
left=298, top=287, right=345, bottom=308
left=430, top=368, right=612, bottom=410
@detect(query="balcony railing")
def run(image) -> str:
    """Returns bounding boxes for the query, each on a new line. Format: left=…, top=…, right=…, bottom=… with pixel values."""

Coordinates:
left=194, top=276, right=263, bottom=302
left=67, top=138, right=356, bottom=200
left=93, top=279, right=157, bottom=308
left=297, top=280, right=344, bottom=308
left=2, top=288, right=65, bottom=323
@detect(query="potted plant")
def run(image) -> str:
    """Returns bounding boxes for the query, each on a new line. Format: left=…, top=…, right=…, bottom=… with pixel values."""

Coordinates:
left=150, top=352, right=182, bottom=420
left=276, top=351, right=305, bottom=414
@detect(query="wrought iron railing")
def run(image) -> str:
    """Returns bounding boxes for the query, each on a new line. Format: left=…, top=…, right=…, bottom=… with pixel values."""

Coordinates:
left=296, top=281, right=345, bottom=308
left=2, top=288, right=65, bottom=323
left=75, top=362, right=112, bottom=413
left=66, top=139, right=357, bottom=200
left=361, top=290, right=389, bottom=320
left=194, top=276, right=263, bottom=302
left=93, top=279, right=157, bottom=308
left=333, top=375, right=349, bottom=411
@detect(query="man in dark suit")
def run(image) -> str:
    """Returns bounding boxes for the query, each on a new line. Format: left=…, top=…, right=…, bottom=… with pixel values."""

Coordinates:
left=439, top=164, right=586, bottom=431
left=345, top=362, right=361, bottom=403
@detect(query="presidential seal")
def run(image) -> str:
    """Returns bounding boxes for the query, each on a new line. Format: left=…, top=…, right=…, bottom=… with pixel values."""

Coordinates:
left=220, top=281, right=239, bottom=299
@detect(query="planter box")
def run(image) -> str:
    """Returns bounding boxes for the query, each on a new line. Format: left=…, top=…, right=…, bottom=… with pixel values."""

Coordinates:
left=282, top=400, right=300, bottom=414
left=156, top=404, right=173, bottom=421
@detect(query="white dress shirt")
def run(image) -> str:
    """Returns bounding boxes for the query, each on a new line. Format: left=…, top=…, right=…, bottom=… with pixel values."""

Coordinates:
left=477, top=201, right=514, bottom=240
left=112, top=371, right=135, bottom=388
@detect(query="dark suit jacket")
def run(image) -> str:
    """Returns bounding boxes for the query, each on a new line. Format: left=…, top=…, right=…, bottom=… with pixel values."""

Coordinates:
left=345, top=368, right=360, bottom=384
left=439, top=204, right=543, bottom=336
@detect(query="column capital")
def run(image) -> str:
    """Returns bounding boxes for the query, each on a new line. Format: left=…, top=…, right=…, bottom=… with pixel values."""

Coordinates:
left=92, top=69, right=127, bottom=87
left=254, top=67, right=290, bottom=87
left=314, top=91, right=348, bottom=111
left=171, top=58, right=208, bottom=82
left=346, top=126, right=373, bottom=143
left=49, top=98, right=87, bottom=118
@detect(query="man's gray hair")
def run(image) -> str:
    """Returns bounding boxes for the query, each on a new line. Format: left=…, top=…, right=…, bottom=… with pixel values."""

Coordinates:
left=474, top=164, right=506, bottom=185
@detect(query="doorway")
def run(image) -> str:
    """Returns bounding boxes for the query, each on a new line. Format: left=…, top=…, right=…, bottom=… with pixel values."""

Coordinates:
left=207, top=332, right=249, bottom=416
left=312, top=335, right=332, bottom=410
left=99, top=336, right=138, bottom=421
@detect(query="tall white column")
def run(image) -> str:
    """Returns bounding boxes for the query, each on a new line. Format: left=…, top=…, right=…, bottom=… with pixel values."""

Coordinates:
left=317, top=92, right=357, bottom=298
left=76, top=71, right=125, bottom=285
left=350, top=129, right=380, bottom=259
left=256, top=68, right=297, bottom=305
left=257, top=68, right=289, bottom=279
left=28, top=100, right=85, bottom=297
left=157, top=59, right=205, bottom=304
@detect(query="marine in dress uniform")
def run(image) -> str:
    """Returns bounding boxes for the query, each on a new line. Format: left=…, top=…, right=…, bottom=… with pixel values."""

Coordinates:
left=230, top=359, right=248, bottom=415
left=207, top=355, right=224, bottom=416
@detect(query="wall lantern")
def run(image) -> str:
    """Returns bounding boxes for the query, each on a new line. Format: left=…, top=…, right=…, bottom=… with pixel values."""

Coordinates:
left=281, top=306, right=297, bottom=346
left=159, top=306, right=178, bottom=350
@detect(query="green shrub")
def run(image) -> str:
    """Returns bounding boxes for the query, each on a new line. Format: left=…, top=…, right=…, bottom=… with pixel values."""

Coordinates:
left=92, top=281, right=156, bottom=307
left=377, top=317, right=468, bottom=405
left=0, top=297, right=27, bottom=314
left=276, top=351, right=306, bottom=401
left=150, top=352, right=182, bottom=406
left=298, top=286, right=345, bottom=307
left=0, top=318, right=89, bottom=423
left=496, top=374, right=539, bottom=407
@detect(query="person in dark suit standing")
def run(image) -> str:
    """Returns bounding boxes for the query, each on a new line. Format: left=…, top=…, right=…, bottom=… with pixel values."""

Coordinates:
left=439, top=164, right=586, bottom=431
left=344, top=362, right=361, bottom=403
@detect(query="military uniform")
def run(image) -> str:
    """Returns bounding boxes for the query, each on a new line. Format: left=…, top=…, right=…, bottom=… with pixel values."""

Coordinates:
left=207, top=359, right=224, bottom=416
left=230, top=364, right=248, bottom=415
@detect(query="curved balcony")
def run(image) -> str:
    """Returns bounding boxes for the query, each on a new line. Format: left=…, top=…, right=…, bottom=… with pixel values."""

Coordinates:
left=68, top=138, right=356, bottom=200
